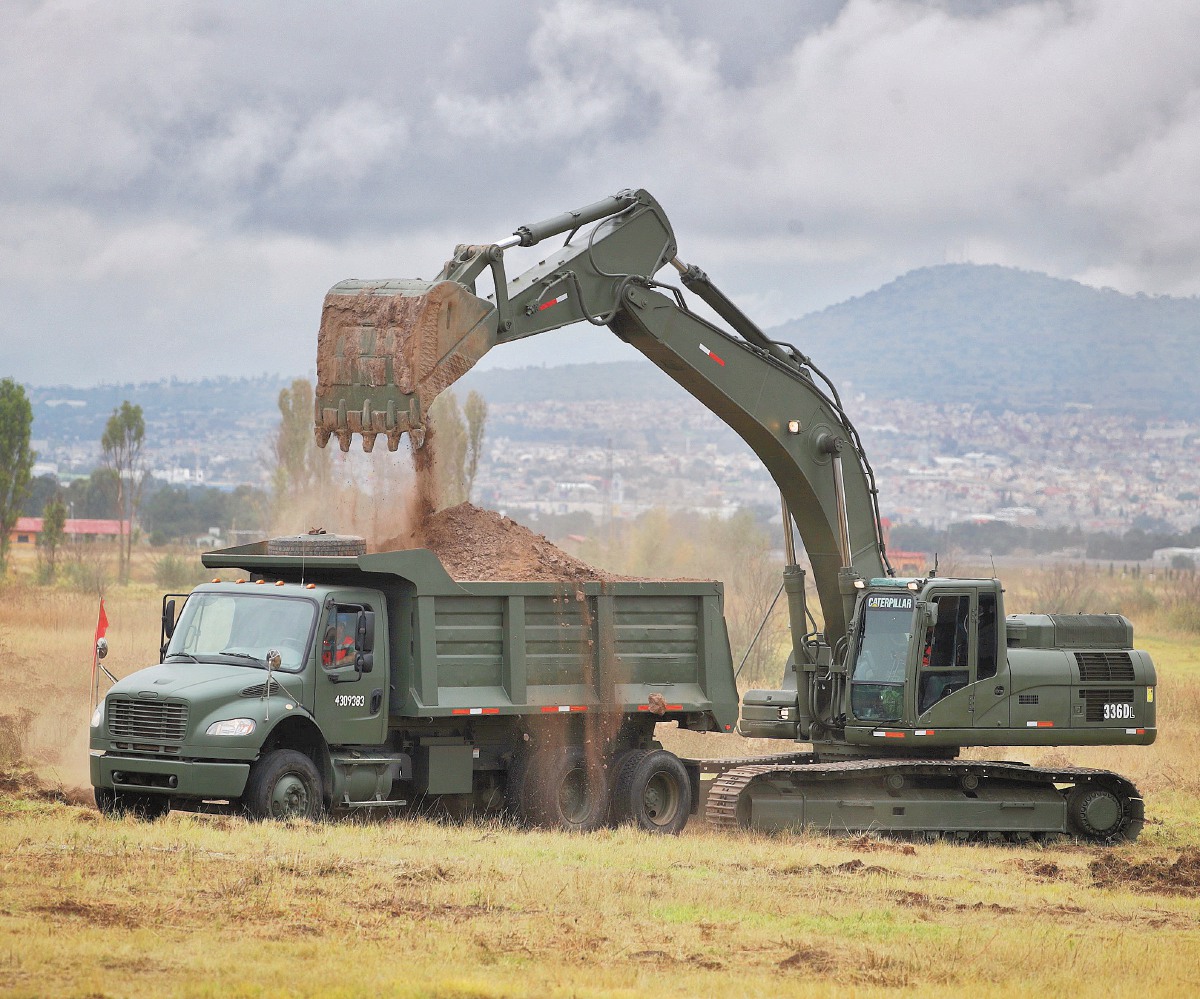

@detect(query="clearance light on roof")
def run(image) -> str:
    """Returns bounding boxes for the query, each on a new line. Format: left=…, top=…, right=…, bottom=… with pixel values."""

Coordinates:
left=275, top=580, right=285, bottom=587
left=305, top=583, right=316, bottom=590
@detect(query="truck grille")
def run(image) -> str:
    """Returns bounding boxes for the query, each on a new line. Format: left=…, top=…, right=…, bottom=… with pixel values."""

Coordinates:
left=108, top=699, right=188, bottom=742
left=1074, top=651, right=1135, bottom=682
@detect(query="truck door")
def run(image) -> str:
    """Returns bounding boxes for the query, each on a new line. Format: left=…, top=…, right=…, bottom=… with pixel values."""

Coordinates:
left=312, top=595, right=388, bottom=746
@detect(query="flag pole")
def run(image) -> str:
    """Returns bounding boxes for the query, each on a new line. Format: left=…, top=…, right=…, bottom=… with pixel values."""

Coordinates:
left=92, top=597, right=109, bottom=710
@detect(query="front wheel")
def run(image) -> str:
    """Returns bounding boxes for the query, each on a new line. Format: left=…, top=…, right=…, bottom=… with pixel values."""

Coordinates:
left=242, top=749, right=325, bottom=821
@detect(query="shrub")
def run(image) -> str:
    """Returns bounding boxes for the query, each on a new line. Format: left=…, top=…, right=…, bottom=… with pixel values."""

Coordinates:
left=152, top=551, right=206, bottom=590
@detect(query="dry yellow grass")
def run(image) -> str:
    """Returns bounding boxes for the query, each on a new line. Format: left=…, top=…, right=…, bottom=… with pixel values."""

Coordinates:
left=2, top=561, right=1199, bottom=996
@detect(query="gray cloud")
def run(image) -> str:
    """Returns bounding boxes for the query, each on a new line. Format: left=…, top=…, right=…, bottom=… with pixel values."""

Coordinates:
left=2, top=0, right=1197, bottom=385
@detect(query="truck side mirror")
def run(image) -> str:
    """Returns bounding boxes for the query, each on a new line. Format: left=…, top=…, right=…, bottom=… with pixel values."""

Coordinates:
left=163, top=599, right=177, bottom=640
left=923, top=603, right=938, bottom=628
left=356, top=610, right=375, bottom=654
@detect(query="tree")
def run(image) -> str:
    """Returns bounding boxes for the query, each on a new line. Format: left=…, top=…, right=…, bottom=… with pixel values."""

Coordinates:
left=38, top=492, right=67, bottom=581
left=0, top=378, right=35, bottom=574
left=101, top=401, right=145, bottom=584
left=427, top=389, right=489, bottom=509
left=464, top=389, right=488, bottom=501
left=273, top=379, right=329, bottom=498
left=429, top=390, right=468, bottom=508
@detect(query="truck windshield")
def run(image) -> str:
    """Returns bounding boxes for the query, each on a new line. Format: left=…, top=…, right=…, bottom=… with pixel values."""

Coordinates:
left=850, top=593, right=915, bottom=723
left=165, top=592, right=316, bottom=672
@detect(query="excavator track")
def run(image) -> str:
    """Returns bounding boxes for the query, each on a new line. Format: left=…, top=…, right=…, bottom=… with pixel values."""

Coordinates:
left=704, top=759, right=1143, bottom=843
left=688, top=751, right=819, bottom=773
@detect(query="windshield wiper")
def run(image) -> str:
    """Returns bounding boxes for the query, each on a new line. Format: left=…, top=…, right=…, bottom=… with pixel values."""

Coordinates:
left=219, top=650, right=265, bottom=666
left=165, top=652, right=200, bottom=663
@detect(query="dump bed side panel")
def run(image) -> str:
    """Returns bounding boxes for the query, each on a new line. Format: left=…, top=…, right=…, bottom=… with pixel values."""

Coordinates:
left=393, top=582, right=738, bottom=729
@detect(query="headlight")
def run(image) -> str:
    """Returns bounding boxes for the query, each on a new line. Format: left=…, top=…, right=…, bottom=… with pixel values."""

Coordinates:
left=90, top=704, right=104, bottom=729
left=205, top=718, right=256, bottom=737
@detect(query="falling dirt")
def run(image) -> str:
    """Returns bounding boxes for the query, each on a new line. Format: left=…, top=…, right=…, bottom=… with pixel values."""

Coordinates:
left=1089, top=849, right=1200, bottom=896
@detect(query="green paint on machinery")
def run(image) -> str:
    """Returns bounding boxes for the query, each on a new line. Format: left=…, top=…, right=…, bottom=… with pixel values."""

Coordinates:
left=90, top=539, right=737, bottom=832
left=91, top=191, right=1155, bottom=841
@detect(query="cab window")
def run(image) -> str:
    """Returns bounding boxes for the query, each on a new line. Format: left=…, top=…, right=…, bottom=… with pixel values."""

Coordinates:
left=977, top=591, right=998, bottom=680
left=918, top=594, right=970, bottom=714
left=322, top=606, right=361, bottom=669
left=850, top=593, right=915, bottom=723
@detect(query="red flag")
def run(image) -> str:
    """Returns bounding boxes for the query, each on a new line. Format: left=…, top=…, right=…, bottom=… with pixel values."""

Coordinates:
left=94, top=598, right=108, bottom=645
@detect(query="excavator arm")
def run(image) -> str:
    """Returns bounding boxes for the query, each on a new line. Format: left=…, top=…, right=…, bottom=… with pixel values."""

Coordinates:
left=313, top=189, right=890, bottom=641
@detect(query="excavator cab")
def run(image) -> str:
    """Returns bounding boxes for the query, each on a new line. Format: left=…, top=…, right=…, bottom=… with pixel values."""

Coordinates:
left=846, top=581, right=1004, bottom=729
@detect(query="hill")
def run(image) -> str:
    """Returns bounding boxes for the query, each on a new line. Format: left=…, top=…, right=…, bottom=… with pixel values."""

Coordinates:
left=775, top=264, right=1200, bottom=417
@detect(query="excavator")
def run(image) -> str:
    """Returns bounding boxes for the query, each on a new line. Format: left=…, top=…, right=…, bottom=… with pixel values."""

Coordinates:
left=312, top=189, right=1155, bottom=841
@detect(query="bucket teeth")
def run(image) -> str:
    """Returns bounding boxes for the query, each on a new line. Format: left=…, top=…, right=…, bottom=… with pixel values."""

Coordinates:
left=313, top=277, right=496, bottom=452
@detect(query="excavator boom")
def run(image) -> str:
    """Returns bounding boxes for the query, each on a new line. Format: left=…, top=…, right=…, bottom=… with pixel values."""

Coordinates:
left=314, top=189, right=888, bottom=639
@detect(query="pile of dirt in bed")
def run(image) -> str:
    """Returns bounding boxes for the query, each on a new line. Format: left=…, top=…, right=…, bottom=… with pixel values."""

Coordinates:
left=380, top=502, right=633, bottom=584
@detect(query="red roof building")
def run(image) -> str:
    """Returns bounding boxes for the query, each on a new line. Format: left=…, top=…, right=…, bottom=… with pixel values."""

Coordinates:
left=9, top=517, right=129, bottom=545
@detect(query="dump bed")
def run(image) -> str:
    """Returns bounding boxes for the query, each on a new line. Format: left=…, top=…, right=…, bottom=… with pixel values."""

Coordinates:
left=201, top=544, right=740, bottom=732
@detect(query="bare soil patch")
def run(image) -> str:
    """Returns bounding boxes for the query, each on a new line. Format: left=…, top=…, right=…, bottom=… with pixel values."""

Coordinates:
left=0, top=766, right=91, bottom=807
left=1089, top=848, right=1200, bottom=895
left=33, top=898, right=139, bottom=928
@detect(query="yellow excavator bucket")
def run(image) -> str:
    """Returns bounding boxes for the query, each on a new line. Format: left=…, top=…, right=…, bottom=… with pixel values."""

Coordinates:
left=313, top=278, right=496, bottom=451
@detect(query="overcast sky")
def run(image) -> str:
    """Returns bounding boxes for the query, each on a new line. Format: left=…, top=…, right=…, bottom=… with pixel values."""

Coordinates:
left=3, top=0, right=1198, bottom=386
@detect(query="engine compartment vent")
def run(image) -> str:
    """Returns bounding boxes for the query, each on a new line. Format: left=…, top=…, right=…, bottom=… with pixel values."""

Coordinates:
left=1075, top=651, right=1136, bottom=682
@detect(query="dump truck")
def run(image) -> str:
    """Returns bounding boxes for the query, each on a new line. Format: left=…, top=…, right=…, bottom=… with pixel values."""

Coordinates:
left=303, top=188, right=1155, bottom=841
left=89, top=537, right=739, bottom=832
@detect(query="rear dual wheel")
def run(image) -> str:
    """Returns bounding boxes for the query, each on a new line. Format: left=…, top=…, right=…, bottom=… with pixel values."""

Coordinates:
left=521, top=747, right=609, bottom=832
left=611, top=749, right=691, bottom=835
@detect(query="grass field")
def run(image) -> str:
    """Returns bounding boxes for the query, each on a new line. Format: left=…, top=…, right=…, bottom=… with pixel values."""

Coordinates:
left=1, top=551, right=1199, bottom=997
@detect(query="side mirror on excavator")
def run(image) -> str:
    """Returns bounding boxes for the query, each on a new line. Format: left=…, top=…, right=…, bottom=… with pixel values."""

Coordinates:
left=923, top=602, right=939, bottom=628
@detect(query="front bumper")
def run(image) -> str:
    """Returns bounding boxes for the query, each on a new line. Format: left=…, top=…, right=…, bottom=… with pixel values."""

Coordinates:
left=91, top=752, right=251, bottom=800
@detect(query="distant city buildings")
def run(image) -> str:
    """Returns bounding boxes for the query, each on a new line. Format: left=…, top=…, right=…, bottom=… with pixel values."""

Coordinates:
left=25, top=385, right=1200, bottom=536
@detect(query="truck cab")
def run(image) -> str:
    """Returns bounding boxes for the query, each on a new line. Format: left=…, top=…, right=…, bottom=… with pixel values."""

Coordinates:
left=90, top=578, right=387, bottom=820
